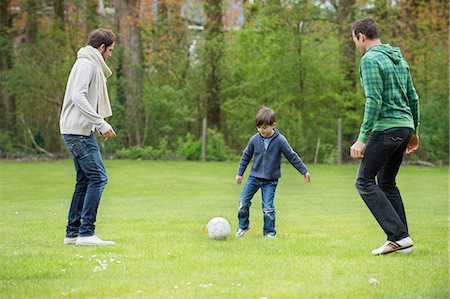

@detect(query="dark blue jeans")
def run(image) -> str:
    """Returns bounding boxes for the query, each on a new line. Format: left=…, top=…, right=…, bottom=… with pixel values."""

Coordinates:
left=62, top=133, right=108, bottom=237
left=355, top=127, right=413, bottom=241
left=238, top=176, right=278, bottom=236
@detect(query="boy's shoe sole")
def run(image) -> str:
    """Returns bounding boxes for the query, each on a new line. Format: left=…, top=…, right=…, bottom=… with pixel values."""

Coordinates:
left=64, top=237, right=77, bottom=245
left=235, top=227, right=250, bottom=238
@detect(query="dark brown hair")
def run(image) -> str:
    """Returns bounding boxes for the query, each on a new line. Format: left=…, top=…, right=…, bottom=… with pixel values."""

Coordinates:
left=256, top=106, right=276, bottom=127
left=87, top=29, right=115, bottom=49
left=352, top=18, right=380, bottom=40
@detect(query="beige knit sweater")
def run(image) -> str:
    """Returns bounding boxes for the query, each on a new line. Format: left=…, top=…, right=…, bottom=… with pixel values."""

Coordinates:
left=59, top=55, right=112, bottom=136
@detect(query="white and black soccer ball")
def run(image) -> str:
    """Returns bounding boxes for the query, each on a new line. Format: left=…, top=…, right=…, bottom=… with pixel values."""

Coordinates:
left=205, top=217, right=231, bottom=240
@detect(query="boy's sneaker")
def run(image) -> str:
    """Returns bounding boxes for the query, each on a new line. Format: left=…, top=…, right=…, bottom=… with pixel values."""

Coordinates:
left=371, top=236, right=413, bottom=255
left=64, top=237, right=77, bottom=245
left=75, top=235, right=116, bottom=246
left=235, top=227, right=250, bottom=238
left=264, top=234, right=276, bottom=239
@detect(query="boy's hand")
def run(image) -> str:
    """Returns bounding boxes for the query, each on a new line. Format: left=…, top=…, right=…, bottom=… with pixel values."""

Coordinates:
left=303, top=172, right=311, bottom=183
left=236, top=175, right=243, bottom=185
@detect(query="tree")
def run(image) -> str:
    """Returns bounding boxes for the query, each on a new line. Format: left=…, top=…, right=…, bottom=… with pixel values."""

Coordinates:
left=0, top=0, right=16, bottom=142
left=203, top=0, right=224, bottom=129
left=115, top=0, right=145, bottom=146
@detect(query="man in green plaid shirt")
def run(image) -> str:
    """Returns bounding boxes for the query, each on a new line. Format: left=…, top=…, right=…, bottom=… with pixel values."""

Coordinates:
left=350, top=19, right=420, bottom=255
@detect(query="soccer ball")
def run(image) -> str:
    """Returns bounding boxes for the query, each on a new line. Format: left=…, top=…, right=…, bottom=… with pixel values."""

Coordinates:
left=205, top=217, right=231, bottom=240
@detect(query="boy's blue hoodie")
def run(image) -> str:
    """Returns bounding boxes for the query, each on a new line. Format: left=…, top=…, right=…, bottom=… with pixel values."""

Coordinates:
left=237, top=129, right=308, bottom=180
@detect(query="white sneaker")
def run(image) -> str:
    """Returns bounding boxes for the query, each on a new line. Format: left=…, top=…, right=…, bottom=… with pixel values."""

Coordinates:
left=371, top=237, right=413, bottom=255
left=75, top=235, right=116, bottom=246
left=64, top=237, right=77, bottom=245
left=235, top=227, right=250, bottom=238
left=397, top=247, right=412, bottom=254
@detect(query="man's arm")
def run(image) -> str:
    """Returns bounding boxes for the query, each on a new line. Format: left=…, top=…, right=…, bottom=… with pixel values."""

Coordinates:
left=406, top=71, right=420, bottom=135
left=404, top=66, right=420, bottom=154
left=357, top=57, right=383, bottom=143
left=71, top=62, right=112, bottom=134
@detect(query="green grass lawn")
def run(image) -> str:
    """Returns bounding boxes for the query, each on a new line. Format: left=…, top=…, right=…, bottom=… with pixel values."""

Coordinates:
left=0, top=160, right=448, bottom=298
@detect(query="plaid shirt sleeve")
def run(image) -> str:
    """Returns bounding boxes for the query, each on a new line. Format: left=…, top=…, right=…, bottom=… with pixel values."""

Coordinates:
left=358, top=56, right=383, bottom=143
left=406, top=71, right=420, bottom=134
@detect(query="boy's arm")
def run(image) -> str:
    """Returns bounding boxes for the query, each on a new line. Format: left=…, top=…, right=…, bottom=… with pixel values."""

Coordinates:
left=237, top=138, right=254, bottom=177
left=281, top=137, right=308, bottom=175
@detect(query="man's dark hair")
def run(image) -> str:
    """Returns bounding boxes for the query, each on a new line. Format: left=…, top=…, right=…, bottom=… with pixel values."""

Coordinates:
left=256, top=106, right=276, bottom=127
left=87, top=29, right=115, bottom=49
left=352, top=18, right=380, bottom=40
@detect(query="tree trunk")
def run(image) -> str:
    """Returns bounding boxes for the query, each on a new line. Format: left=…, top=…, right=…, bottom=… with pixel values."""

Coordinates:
left=53, top=0, right=65, bottom=26
left=25, top=0, right=39, bottom=43
left=0, top=0, right=15, bottom=134
left=86, top=0, right=99, bottom=32
left=115, top=0, right=144, bottom=146
left=337, top=0, right=356, bottom=91
left=203, top=0, right=223, bottom=130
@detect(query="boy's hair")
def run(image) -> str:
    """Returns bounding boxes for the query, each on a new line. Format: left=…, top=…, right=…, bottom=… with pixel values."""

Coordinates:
left=256, top=106, right=276, bottom=127
left=87, top=29, right=115, bottom=49
left=351, top=18, right=380, bottom=40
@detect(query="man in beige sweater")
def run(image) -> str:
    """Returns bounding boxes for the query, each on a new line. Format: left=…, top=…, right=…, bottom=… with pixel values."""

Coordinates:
left=60, top=29, right=117, bottom=246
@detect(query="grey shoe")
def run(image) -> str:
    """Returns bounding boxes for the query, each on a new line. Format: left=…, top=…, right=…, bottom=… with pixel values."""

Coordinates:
left=76, top=235, right=116, bottom=246
left=371, top=237, right=413, bottom=255
left=235, top=227, right=250, bottom=238
left=64, top=237, right=77, bottom=245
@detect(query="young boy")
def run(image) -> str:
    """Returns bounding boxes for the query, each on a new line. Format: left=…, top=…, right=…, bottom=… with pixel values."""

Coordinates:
left=235, top=107, right=311, bottom=238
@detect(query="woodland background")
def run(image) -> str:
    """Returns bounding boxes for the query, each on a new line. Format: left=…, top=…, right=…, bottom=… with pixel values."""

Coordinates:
left=0, top=0, right=448, bottom=164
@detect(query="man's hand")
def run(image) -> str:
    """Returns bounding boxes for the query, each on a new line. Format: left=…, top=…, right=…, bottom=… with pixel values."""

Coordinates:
left=303, top=172, right=311, bottom=183
left=236, top=175, right=243, bottom=185
left=406, top=134, right=419, bottom=154
left=350, top=140, right=366, bottom=160
left=99, top=128, right=117, bottom=140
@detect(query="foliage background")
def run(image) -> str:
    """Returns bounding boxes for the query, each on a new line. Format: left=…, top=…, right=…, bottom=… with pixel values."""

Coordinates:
left=0, top=0, right=448, bottom=164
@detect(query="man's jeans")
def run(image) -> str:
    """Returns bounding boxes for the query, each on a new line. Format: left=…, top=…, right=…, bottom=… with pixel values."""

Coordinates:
left=238, top=176, right=278, bottom=236
left=62, top=133, right=108, bottom=237
left=355, top=127, right=413, bottom=241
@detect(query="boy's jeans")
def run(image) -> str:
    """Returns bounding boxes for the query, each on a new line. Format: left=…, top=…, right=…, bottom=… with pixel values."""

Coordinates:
left=355, top=127, right=413, bottom=241
left=62, top=133, right=108, bottom=237
left=238, top=176, right=278, bottom=236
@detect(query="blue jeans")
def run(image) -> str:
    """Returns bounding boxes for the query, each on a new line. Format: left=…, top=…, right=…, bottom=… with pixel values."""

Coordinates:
left=355, top=127, right=413, bottom=241
left=238, top=176, right=278, bottom=236
left=62, top=133, right=108, bottom=237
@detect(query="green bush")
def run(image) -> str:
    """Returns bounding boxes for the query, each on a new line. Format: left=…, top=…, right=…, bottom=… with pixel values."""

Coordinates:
left=206, top=129, right=238, bottom=161
left=176, top=133, right=202, bottom=160
left=0, top=132, right=15, bottom=156
left=116, top=146, right=157, bottom=160
left=115, top=138, right=175, bottom=160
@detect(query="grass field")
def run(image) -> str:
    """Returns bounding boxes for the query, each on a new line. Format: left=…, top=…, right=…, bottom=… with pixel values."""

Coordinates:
left=0, top=160, right=448, bottom=298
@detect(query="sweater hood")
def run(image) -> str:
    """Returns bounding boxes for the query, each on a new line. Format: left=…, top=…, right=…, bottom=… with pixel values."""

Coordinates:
left=367, top=44, right=403, bottom=64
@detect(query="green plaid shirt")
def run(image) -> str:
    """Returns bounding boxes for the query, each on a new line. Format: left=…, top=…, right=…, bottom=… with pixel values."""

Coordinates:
left=358, top=44, right=420, bottom=143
